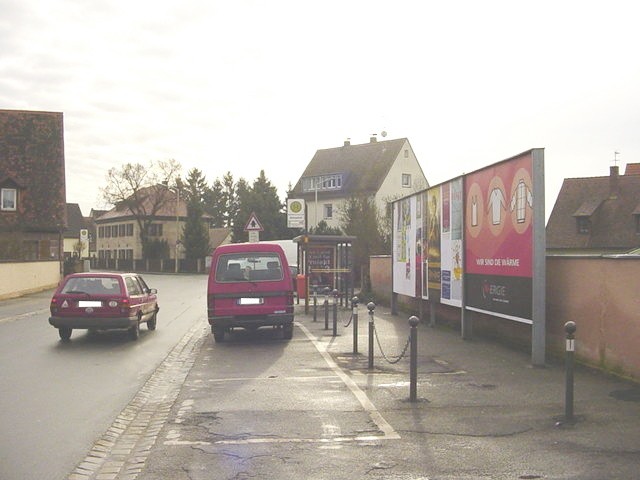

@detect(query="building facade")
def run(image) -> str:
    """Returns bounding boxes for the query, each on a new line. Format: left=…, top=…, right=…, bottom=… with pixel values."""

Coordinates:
left=0, top=109, right=66, bottom=261
left=290, top=136, right=428, bottom=230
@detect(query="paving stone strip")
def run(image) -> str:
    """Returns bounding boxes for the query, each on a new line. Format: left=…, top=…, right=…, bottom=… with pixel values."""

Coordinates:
left=67, top=322, right=208, bottom=480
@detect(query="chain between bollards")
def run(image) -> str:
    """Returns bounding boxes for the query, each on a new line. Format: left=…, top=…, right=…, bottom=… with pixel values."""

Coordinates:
left=367, top=302, right=375, bottom=370
left=565, top=321, right=576, bottom=422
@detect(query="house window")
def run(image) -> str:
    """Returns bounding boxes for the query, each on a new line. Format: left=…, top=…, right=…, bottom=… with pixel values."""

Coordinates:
left=149, top=223, right=163, bottom=236
left=577, top=217, right=590, bottom=234
left=404, top=149, right=409, bottom=158
left=111, top=225, right=118, bottom=237
left=324, top=204, right=333, bottom=219
left=126, top=223, right=134, bottom=236
left=1, top=188, right=17, bottom=211
left=103, top=226, right=111, bottom=238
left=118, top=224, right=126, bottom=236
left=402, top=174, right=411, bottom=188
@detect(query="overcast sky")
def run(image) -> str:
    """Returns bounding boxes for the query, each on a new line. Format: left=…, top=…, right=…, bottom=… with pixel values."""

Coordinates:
left=2, top=0, right=639, bottom=220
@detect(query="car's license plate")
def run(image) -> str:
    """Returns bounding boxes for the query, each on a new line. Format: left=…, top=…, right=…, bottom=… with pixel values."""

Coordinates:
left=78, top=300, right=102, bottom=307
left=238, top=298, right=263, bottom=305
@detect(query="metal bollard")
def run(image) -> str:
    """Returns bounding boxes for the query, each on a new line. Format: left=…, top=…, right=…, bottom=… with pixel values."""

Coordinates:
left=367, top=302, right=376, bottom=369
left=332, top=289, right=338, bottom=336
left=565, top=321, right=576, bottom=422
left=324, top=287, right=330, bottom=330
left=409, top=316, right=420, bottom=402
left=352, top=296, right=359, bottom=354
left=312, top=285, right=318, bottom=322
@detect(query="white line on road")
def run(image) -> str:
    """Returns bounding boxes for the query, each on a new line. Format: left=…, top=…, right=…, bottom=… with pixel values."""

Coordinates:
left=296, top=321, right=401, bottom=441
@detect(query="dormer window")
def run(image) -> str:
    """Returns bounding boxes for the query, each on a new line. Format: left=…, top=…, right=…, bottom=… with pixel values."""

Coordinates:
left=1, top=188, right=17, bottom=211
left=577, top=217, right=590, bottom=234
left=302, top=174, right=343, bottom=192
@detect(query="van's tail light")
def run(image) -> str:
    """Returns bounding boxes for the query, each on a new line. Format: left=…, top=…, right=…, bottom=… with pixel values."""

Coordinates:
left=207, top=294, right=215, bottom=317
left=286, top=292, right=294, bottom=314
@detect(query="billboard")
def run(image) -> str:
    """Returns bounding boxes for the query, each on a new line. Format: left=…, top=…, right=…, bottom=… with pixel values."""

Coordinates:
left=392, top=195, right=417, bottom=297
left=440, top=178, right=463, bottom=307
left=464, top=151, right=534, bottom=323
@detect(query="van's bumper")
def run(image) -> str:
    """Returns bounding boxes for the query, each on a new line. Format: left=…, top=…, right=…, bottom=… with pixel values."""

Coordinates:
left=208, top=313, right=294, bottom=329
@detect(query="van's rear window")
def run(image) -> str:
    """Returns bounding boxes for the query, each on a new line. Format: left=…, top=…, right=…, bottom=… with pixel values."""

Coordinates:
left=215, top=253, right=284, bottom=282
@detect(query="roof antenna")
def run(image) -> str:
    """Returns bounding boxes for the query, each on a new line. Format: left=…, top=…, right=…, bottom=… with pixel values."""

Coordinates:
left=614, top=151, right=620, bottom=166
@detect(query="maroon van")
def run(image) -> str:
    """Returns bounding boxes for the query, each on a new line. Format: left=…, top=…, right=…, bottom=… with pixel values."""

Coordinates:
left=207, top=243, right=295, bottom=342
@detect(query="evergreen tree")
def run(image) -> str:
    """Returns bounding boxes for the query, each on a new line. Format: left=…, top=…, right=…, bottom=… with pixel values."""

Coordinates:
left=182, top=168, right=211, bottom=260
left=231, top=171, right=288, bottom=242
left=340, top=195, right=388, bottom=290
left=204, top=178, right=225, bottom=227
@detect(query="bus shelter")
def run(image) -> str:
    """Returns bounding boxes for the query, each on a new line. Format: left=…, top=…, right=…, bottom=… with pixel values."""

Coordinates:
left=292, top=234, right=356, bottom=313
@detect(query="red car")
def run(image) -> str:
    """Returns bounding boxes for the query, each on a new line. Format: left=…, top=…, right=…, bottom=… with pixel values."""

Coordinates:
left=49, top=272, right=159, bottom=341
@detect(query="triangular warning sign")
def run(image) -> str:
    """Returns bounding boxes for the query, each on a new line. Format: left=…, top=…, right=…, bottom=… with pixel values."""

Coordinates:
left=244, top=212, right=264, bottom=231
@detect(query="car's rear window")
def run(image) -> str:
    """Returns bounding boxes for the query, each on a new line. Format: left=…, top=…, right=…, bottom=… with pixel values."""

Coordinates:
left=215, top=253, right=284, bottom=282
left=61, top=277, right=123, bottom=295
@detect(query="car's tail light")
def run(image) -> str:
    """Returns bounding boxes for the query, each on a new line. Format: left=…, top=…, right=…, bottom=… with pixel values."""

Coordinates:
left=50, top=297, right=58, bottom=314
left=120, top=298, right=130, bottom=314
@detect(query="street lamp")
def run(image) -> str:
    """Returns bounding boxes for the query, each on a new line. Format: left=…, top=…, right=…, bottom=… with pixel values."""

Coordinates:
left=175, top=186, right=181, bottom=273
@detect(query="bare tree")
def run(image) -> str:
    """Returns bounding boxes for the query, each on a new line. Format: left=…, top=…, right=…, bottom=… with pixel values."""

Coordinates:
left=101, top=159, right=182, bottom=258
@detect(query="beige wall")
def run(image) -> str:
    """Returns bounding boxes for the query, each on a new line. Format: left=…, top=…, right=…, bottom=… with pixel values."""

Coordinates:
left=375, top=139, right=428, bottom=213
left=97, top=220, right=185, bottom=260
left=370, top=254, right=640, bottom=381
left=0, top=261, right=61, bottom=300
left=546, top=256, right=640, bottom=379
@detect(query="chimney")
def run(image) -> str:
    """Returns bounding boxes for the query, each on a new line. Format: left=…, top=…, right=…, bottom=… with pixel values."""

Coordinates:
left=610, top=165, right=619, bottom=198
left=370, top=134, right=377, bottom=143
left=344, top=138, right=350, bottom=146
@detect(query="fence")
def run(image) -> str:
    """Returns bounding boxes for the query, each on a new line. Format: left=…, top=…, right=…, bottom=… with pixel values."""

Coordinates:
left=370, top=254, right=640, bottom=381
left=89, top=257, right=208, bottom=274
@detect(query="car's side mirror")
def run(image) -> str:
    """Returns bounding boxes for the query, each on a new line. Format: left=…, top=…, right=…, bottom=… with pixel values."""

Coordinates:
left=149, top=288, right=157, bottom=294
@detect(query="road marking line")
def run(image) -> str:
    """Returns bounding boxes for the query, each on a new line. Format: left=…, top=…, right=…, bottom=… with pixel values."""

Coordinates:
left=296, top=321, right=401, bottom=441
left=0, top=308, right=49, bottom=324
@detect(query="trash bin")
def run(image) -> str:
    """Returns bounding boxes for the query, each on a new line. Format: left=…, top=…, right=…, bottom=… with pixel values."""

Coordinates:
left=296, top=274, right=307, bottom=298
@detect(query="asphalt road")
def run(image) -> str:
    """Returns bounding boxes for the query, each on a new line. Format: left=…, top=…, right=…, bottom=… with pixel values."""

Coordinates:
left=0, top=273, right=208, bottom=480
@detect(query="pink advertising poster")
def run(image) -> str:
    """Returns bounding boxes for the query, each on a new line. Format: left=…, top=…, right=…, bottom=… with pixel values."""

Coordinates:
left=464, top=151, right=534, bottom=320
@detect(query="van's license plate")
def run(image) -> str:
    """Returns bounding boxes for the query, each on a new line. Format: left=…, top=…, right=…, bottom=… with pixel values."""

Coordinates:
left=239, top=298, right=263, bottom=305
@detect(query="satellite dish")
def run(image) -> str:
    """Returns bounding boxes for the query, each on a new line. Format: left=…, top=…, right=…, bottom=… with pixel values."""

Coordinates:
left=381, top=130, right=387, bottom=137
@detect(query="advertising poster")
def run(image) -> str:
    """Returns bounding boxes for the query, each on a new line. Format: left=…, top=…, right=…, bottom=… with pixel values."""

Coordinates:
left=440, top=178, right=463, bottom=307
left=415, top=192, right=424, bottom=298
left=393, top=196, right=416, bottom=297
left=426, top=186, right=441, bottom=300
left=464, top=152, right=534, bottom=322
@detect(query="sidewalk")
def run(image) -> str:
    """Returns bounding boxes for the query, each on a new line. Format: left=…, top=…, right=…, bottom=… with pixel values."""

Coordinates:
left=137, top=301, right=640, bottom=479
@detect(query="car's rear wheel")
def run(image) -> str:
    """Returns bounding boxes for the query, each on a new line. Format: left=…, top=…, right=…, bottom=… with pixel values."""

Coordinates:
left=212, top=326, right=225, bottom=343
left=58, top=327, right=72, bottom=341
left=147, top=311, right=157, bottom=331
left=129, top=320, right=140, bottom=340
left=283, top=323, right=294, bottom=340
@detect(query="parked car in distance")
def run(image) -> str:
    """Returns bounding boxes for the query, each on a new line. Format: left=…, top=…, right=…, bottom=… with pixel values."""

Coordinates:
left=207, top=242, right=295, bottom=342
left=49, top=272, right=159, bottom=341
